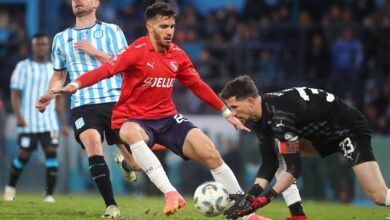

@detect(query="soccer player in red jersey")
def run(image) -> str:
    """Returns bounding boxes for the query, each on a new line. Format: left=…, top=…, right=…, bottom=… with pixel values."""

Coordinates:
left=52, top=2, right=269, bottom=219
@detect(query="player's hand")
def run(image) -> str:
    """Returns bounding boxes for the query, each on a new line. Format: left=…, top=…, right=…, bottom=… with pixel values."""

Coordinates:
left=226, top=114, right=251, bottom=132
left=50, top=83, right=78, bottom=95
left=224, top=194, right=268, bottom=219
left=62, top=126, right=69, bottom=137
left=74, top=40, right=99, bottom=56
left=16, top=117, right=27, bottom=127
left=36, top=93, right=55, bottom=113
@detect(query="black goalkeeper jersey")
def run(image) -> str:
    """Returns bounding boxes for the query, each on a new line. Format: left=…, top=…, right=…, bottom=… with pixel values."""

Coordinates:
left=252, top=87, right=371, bottom=158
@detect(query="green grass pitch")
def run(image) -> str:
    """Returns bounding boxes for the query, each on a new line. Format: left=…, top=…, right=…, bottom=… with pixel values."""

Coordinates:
left=1, top=194, right=389, bottom=219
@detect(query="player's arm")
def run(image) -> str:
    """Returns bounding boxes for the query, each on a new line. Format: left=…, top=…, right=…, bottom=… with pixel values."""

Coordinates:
left=51, top=46, right=134, bottom=95
left=36, top=70, right=67, bottom=112
left=232, top=138, right=301, bottom=218
left=177, top=54, right=249, bottom=131
left=74, top=40, right=110, bottom=63
left=55, top=94, right=69, bottom=137
left=253, top=137, right=279, bottom=191
left=188, top=80, right=249, bottom=132
left=224, top=135, right=279, bottom=219
left=10, top=62, right=27, bottom=126
left=11, top=90, right=26, bottom=127
left=272, top=138, right=301, bottom=193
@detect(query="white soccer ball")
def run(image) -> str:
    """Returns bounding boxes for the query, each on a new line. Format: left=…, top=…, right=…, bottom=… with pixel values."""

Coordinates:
left=193, top=181, right=230, bottom=217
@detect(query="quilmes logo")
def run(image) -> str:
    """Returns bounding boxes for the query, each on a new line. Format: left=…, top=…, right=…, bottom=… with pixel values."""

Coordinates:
left=143, top=77, right=175, bottom=88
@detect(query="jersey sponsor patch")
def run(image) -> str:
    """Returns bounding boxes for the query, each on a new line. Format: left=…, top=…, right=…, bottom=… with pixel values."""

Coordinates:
left=75, top=117, right=85, bottom=130
left=142, top=77, right=175, bottom=88
left=278, top=140, right=299, bottom=154
left=21, top=137, right=31, bottom=148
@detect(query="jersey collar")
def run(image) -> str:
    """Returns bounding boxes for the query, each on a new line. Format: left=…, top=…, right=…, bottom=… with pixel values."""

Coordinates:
left=145, top=35, right=174, bottom=53
left=73, top=20, right=101, bottom=30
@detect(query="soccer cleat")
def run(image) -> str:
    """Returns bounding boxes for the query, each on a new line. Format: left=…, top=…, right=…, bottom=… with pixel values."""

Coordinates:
left=244, top=213, right=272, bottom=220
left=102, top=205, right=121, bottom=218
left=3, top=186, right=16, bottom=201
left=285, top=216, right=307, bottom=220
left=43, top=195, right=55, bottom=203
left=114, top=154, right=137, bottom=183
left=163, top=191, right=186, bottom=216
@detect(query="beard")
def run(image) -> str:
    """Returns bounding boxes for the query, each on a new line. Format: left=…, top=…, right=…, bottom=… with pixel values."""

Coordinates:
left=73, top=7, right=93, bottom=17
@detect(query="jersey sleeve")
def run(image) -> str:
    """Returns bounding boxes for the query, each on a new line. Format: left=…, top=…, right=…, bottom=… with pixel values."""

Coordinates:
left=177, top=51, right=200, bottom=87
left=77, top=45, right=135, bottom=88
left=10, top=62, right=26, bottom=91
left=271, top=111, right=299, bottom=142
left=51, top=34, right=66, bottom=70
left=255, top=131, right=279, bottom=181
left=107, top=24, right=128, bottom=55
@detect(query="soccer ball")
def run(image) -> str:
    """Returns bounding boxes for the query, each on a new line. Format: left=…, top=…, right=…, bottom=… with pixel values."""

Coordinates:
left=193, top=181, right=230, bottom=217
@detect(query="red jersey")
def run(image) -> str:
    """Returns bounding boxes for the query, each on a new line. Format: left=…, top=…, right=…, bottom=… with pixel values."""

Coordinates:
left=76, top=36, right=224, bottom=129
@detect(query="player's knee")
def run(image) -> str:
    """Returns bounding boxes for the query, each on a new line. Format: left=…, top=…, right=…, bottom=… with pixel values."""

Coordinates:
left=201, top=148, right=223, bottom=169
left=82, top=138, right=102, bottom=152
left=44, top=147, right=57, bottom=155
left=19, top=149, right=32, bottom=159
left=120, top=123, right=143, bottom=143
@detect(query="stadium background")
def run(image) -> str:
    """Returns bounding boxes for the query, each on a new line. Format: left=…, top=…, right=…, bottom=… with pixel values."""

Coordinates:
left=0, top=0, right=390, bottom=206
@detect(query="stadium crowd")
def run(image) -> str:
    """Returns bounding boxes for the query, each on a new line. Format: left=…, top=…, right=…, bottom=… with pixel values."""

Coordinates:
left=1, top=0, right=390, bottom=203
left=1, top=0, right=390, bottom=134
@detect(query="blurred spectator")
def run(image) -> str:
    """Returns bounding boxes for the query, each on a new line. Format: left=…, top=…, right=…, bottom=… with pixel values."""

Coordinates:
left=305, top=33, right=330, bottom=87
left=254, top=49, right=285, bottom=87
left=195, top=49, right=221, bottom=80
left=330, top=28, right=364, bottom=99
left=96, top=0, right=117, bottom=22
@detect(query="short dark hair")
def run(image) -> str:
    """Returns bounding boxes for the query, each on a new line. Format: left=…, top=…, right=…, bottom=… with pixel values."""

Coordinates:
left=145, top=2, right=176, bottom=21
left=31, top=32, right=48, bottom=41
left=220, top=75, right=259, bottom=100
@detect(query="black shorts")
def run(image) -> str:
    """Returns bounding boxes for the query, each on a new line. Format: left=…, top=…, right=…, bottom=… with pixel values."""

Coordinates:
left=314, top=114, right=375, bottom=166
left=70, top=102, right=122, bottom=148
left=18, top=131, right=59, bottom=151
left=125, top=113, right=197, bottom=160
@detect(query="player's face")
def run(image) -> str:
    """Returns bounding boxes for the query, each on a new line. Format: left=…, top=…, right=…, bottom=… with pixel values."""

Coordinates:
left=225, top=96, right=255, bottom=124
left=72, top=0, right=99, bottom=17
left=147, top=16, right=175, bottom=48
left=32, top=37, right=50, bottom=58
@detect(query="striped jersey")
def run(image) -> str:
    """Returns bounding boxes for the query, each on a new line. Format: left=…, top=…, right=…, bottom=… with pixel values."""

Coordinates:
left=10, top=59, right=59, bottom=133
left=51, top=21, right=127, bottom=108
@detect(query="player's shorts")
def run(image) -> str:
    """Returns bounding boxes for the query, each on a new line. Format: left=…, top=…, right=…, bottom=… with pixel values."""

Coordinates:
left=18, top=131, right=59, bottom=151
left=125, top=113, right=197, bottom=160
left=314, top=112, right=375, bottom=167
left=70, top=102, right=122, bottom=148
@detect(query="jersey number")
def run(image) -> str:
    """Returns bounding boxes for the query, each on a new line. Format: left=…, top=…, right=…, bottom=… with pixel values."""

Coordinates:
left=174, top=114, right=188, bottom=124
left=295, top=87, right=335, bottom=102
left=339, top=137, right=355, bottom=159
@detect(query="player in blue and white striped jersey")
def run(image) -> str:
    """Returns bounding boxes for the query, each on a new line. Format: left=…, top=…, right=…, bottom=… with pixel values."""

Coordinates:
left=35, top=0, right=139, bottom=218
left=3, top=33, right=68, bottom=203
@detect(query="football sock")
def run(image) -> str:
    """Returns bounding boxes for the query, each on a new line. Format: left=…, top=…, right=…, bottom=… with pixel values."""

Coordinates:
left=210, top=163, right=243, bottom=194
left=282, top=182, right=302, bottom=206
left=88, top=155, right=116, bottom=207
left=45, top=152, right=58, bottom=195
left=130, top=140, right=176, bottom=194
left=386, top=189, right=390, bottom=206
left=289, top=201, right=306, bottom=216
left=8, top=156, right=29, bottom=187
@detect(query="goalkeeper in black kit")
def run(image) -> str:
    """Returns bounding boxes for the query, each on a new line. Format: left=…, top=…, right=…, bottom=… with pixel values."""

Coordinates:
left=220, top=75, right=390, bottom=219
